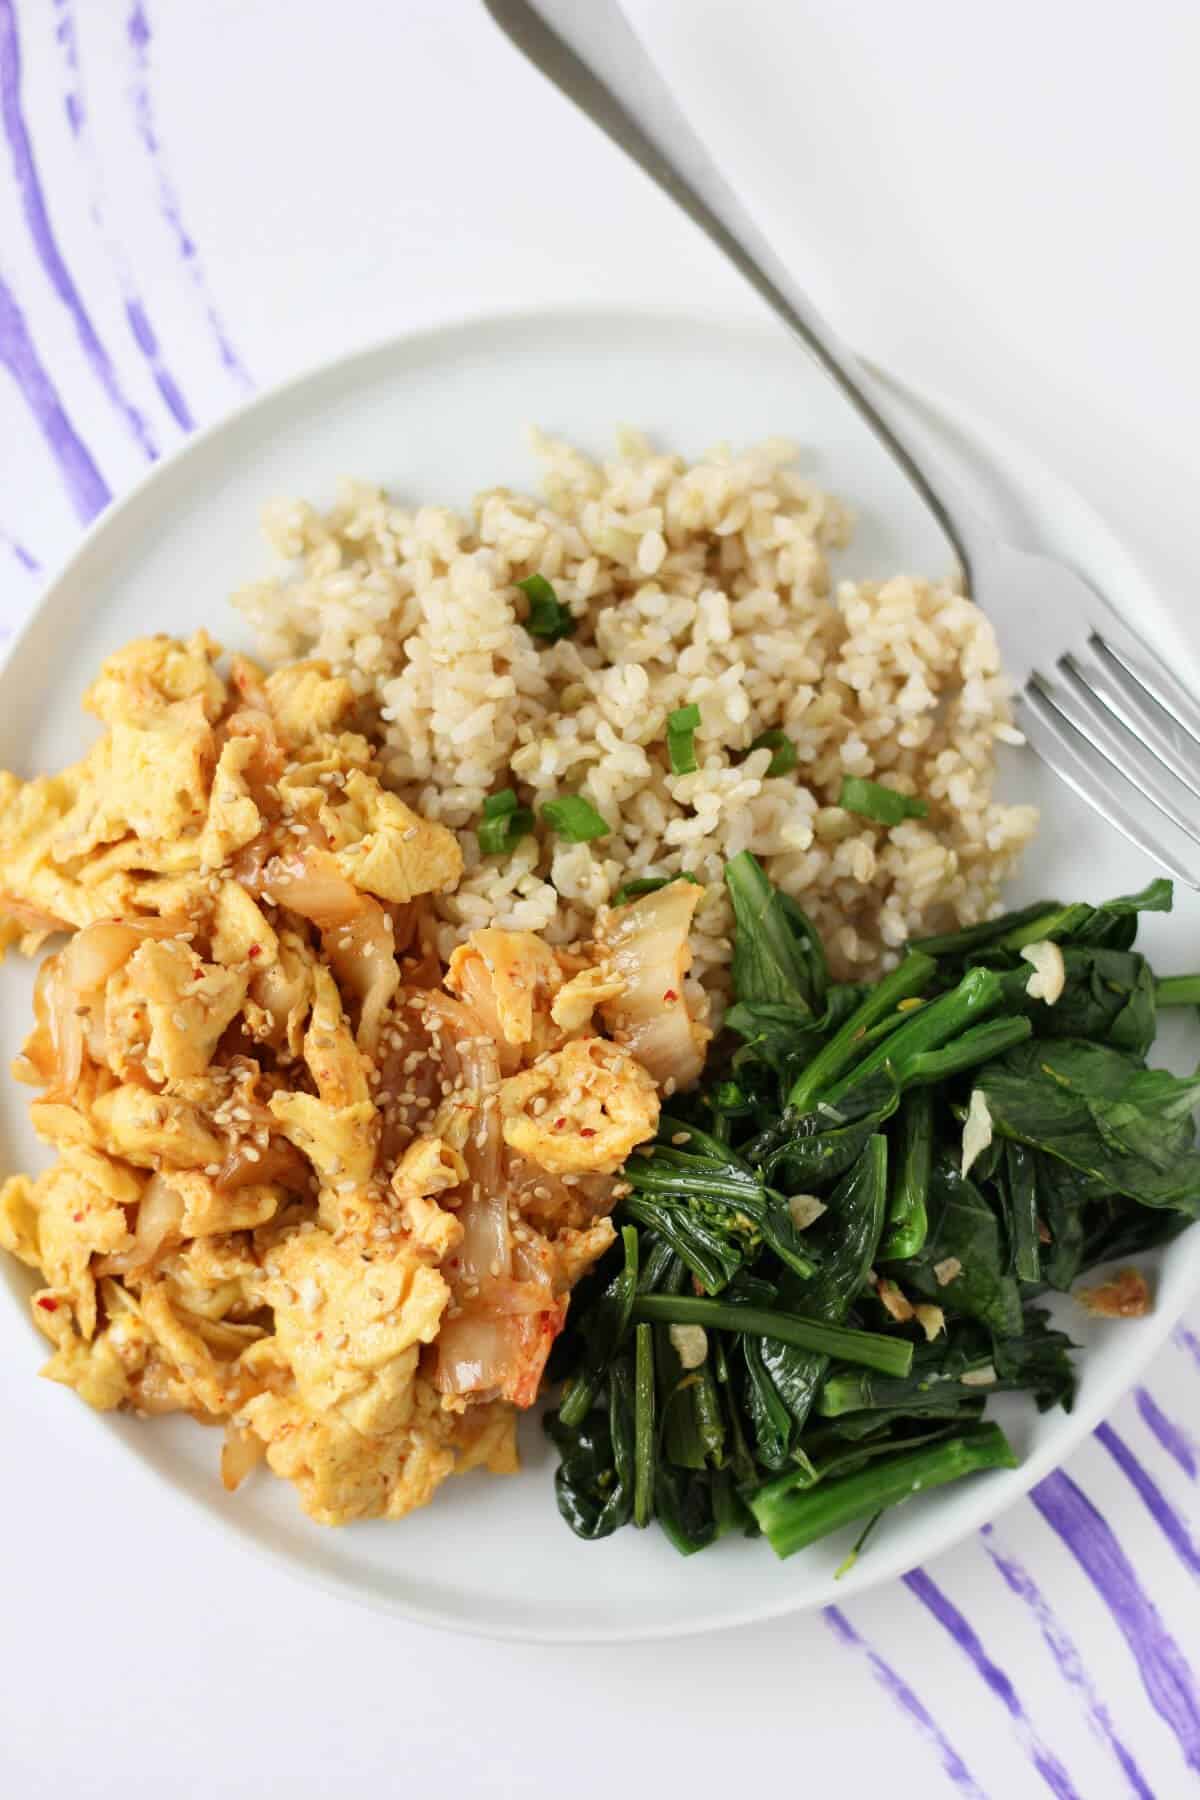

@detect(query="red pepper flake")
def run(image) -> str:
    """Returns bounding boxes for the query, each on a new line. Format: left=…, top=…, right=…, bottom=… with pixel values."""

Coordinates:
left=248, top=944, right=263, bottom=959
left=36, top=1296, right=59, bottom=1312
left=580, top=1127, right=597, bottom=1138
left=663, top=989, right=678, bottom=1002
left=554, top=1117, right=567, bottom=1130
left=72, top=1212, right=84, bottom=1223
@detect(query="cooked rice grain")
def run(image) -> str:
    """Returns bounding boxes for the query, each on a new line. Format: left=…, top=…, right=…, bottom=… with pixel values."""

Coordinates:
left=234, top=430, right=1037, bottom=1011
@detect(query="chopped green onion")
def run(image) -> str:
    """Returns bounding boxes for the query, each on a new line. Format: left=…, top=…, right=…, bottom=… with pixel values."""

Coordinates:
left=612, top=872, right=701, bottom=907
left=541, top=794, right=610, bottom=843
left=517, top=573, right=576, bottom=642
left=838, top=776, right=929, bottom=826
left=476, top=786, right=534, bottom=856
left=667, top=703, right=701, bottom=775
left=748, top=729, right=798, bottom=777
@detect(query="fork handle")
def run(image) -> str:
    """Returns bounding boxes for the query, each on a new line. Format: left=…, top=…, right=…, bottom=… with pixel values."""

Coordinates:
left=484, top=0, right=989, bottom=583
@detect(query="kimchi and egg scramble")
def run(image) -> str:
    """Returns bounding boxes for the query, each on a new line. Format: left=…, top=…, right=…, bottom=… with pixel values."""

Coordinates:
left=0, top=433, right=1039, bottom=1532
left=0, top=632, right=705, bottom=1525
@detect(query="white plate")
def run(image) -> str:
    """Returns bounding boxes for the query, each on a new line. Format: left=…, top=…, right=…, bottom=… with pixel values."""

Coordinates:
left=2, top=305, right=1197, bottom=1642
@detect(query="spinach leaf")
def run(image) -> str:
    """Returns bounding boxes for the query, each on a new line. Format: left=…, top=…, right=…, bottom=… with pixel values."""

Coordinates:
left=746, top=1135, right=889, bottom=1444
left=1068, top=878, right=1173, bottom=949
left=819, top=1307, right=1074, bottom=1417
left=896, top=1157, right=1024, bottom=1336
left=740, top=1334, right=799, bottom=1470
left=1034, top=1150, right=1092, bottom=1290
left=1031, top=948, right=1157, bottom=1055
left=725, top=850, right=828, bottom=1015
left=725, top=1001, right=829, bottom=1085
left=622, top=1192, right=746, bottom=1294
left=1079, top=1197, right=1193, bottom=1272
left=997, top=1140, right=1042, bottom=1284
left=992, top=1307, right=1078, bottom=1412
left=624, top=1124, right=818, bottom=1289
left=915, top=880, right=1171, bottom=970
left=654, top=1463, right=719, bottom=1556
left=556, top=1224, right=640, bottom=1428
left=753, top=1107, right=893, bottom=1192
left=979, top=1039, right=1200, bottom=1214
left=994, top=879, right=1172, bottom=955
left=545, top=1356, right=635, bottom=1539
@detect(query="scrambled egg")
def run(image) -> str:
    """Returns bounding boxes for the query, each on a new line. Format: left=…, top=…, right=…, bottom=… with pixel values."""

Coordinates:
left=0, top=636, right=701, bottom=1527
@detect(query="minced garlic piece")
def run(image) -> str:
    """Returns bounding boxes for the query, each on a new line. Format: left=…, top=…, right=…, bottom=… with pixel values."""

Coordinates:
left=788, top=1194, right=827, bottom=1230
left=1021, top=939, right=1066, bottom=1004
left=961, top=1088, right=994, bottom=1177
left=913, top=1304, right=945, bottom=1342
left=669, top=1323, right=708, bottom=1369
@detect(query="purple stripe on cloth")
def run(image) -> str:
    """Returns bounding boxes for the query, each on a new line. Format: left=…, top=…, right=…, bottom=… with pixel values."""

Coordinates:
left=981, top=1529, right=1154, bottom=1800
left=904, top=1569, right=1083, bottom=1800
left=823, top=1606, right=990, bottom=1799
left=1173, top=1325, right=1200, bottom=1371
left=1095, top=1420, right=1200, bottom=1579
left=50, top=0, right=194, bottom=432
left=0, top=527, right=40, bottom=573
left=126, top=2, right=253, bottom=394
left=1136, top=1388, right=1199, bottom=1482
left=1033, top=1468, right=1200, bottom=1773
left=0, top=0, right=157, bottom=457
left=0, top=271, right=111, bottom=519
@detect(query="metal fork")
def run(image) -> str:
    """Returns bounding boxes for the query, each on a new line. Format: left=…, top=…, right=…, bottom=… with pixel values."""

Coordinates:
left=484, top=0, right=1200, bottom=886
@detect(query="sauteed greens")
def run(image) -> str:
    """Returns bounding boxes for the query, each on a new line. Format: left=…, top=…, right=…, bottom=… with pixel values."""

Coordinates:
left=546, top=857, right=1199, bottom=1559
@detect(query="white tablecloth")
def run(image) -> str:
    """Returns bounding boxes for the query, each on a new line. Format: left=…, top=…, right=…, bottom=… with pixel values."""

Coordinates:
left=2, top=4, right=1198, bottom=1794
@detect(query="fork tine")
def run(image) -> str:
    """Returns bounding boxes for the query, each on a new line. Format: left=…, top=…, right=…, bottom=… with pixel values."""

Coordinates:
left=1019, top=687, right=1200, bottom=888
left=1050, top=659, right=1200, bottom=831
left=1068, top=643, right=1200, bottom=796
left=1090, top=627, right=1200, bottom=747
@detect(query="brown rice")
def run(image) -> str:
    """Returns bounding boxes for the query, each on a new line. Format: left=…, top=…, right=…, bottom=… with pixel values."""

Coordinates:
left=233, top=429, right=1037, bottom=1019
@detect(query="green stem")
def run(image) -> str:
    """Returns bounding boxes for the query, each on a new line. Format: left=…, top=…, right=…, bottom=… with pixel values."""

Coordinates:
left=631, top=1295, right=914, bottom=1378
left=749, top=1422, right=1017, bottom=1559
left=820, top=966, right=1008, bottom=1109
left=880, top=1089, right=932, bottom=1260
left=816, top=1368, right=991, bottom=1419
left=905, top=1016, right=1032, bottom=1086
left=625, top=1160, right=775, bottom=1205
left=996, top=902, right=1093, bottom=951
left=633, top=1322, right=655, bottom=1528
left=1156, top=974, right=1200, bottom=1008
left=558, top=1224, right=639, bottom=1430
left=912, top=900, right=1060, bottom=958
left=787, top=953, right=937, bottom=1113
left=835, top=1509, right=885, bottom=1579
left=1005, top=1141, right=1042, bottom=1285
